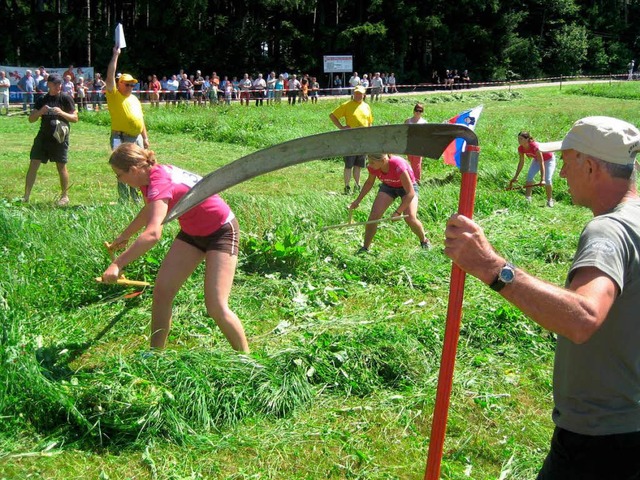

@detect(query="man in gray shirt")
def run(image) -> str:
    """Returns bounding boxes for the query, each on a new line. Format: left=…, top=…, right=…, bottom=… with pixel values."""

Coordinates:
left=444, top=116, right=640, bottom=479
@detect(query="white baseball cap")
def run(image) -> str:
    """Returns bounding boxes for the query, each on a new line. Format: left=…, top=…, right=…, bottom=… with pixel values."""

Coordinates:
left=538, top=116, right=640, bottom=166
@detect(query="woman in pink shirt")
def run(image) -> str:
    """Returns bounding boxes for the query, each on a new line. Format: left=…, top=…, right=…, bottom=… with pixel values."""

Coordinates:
left=348, top=153, right=430, bottom=253
left=509, top=131, right=556, bottom=207
left=101, top=143, right=249, bottom=352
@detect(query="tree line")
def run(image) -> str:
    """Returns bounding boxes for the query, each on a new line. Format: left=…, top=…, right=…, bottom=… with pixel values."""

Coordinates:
left=2, top=0, right=638, bottom=85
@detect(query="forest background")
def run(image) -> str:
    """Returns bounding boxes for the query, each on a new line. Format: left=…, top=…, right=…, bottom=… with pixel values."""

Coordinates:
left=1, top=0, right=640, bottom=86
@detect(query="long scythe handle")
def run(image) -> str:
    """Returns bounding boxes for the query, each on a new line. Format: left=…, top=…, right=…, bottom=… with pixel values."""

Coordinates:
left=321, top=214, right=407, bottom=231
left=505, top=181, right=544, bottom=191
left=95, top=277, right=151, bottom=287
left=424, top=144, right=480, bottom=480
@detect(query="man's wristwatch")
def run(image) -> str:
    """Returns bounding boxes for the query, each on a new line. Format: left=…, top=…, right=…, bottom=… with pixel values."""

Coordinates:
left=489, top=262, right=516, bottom=292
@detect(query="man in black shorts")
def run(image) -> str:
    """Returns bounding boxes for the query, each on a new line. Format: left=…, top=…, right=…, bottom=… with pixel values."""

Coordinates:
left=23, top=73, right=78, bottom=205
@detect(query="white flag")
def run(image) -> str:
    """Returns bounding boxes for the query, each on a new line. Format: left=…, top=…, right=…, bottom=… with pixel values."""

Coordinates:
left=115, top=23, right=126, bottom=49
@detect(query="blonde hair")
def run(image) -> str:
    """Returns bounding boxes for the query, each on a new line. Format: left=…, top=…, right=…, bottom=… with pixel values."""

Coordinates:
left=109, top=143, right=157, bottom=171
left=367, top=153, right=388, bottom=161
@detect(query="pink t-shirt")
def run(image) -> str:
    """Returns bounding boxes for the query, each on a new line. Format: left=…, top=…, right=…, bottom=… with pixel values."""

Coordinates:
left=518, top=140, right=553, bottom=161
left=367, top=155, right=415, bottom=188
left=141, top=164, right=231, bottom=236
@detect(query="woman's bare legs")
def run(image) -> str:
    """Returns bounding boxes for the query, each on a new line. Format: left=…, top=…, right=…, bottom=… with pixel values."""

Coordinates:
left=204, top=250, right=249, bottom=352
left=151, top=239, right=204, bottom=348
left=403, top=195, right=427, bottom=243
left=363, top=192, right=394, bottom=249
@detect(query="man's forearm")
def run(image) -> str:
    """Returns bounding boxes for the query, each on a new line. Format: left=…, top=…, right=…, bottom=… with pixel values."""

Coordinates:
left=106, top=51, right=119, bottom=89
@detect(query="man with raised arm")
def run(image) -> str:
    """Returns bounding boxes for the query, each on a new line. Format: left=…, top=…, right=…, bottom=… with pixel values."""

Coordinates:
left=106, top=45, right=149, bottom=202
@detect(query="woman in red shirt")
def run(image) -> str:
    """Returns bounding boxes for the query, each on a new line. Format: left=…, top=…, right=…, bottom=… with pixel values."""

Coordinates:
left=509, top=131, right=557, bottom=207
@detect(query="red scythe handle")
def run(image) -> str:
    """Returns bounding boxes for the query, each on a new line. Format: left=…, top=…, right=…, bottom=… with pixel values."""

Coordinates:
left=425, top=144, right=480, bottom=480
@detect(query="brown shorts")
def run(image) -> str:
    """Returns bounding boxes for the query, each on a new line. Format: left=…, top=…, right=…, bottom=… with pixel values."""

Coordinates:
left=176, top=218, right=239, bottom=255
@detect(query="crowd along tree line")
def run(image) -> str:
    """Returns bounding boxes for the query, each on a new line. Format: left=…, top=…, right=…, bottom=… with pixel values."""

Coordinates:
left=2, top=0, right=639, bottom=86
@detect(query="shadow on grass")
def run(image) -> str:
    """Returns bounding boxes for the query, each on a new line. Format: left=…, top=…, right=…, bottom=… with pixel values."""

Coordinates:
left=36, top=295, right=143, bottom=381
left=420, top=169, right=458, bottom=187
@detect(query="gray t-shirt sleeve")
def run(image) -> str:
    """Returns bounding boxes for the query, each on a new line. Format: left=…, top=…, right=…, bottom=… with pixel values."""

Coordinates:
left=568, top=217, right=627, bottom=293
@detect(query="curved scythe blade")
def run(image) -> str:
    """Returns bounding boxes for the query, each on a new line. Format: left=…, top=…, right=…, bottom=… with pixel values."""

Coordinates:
left=164, top=123, right=478, bottom=223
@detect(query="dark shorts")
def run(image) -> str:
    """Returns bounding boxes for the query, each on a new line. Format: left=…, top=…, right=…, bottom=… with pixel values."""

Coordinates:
left=379, top=182, right=419, bottom=199
left=30, top=134, right=68, bottom=164
left=344, top=155, right=366, bottom=169
left=537, top=427, right=640, bottom=480
left=176, top=218, right=240, bottom=255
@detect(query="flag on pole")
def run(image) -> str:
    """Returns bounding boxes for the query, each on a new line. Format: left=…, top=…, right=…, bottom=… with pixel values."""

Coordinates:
left=442, top=105, right=483, bottom=168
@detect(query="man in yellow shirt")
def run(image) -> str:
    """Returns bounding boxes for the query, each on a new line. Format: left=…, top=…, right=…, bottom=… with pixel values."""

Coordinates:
left=106, top=45, right=149, bottom=202
left=329, top=85, right=373, bottom=194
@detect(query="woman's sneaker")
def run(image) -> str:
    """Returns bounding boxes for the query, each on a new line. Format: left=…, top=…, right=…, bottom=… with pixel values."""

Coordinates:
left=547, top=199, right=555, bottom=207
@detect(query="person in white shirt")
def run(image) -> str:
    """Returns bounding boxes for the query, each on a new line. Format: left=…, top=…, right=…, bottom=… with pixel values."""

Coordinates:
left=0, top=71, right=11, bottom=115
left=266, top=71, right=276, bottom=105
left=239, top=73, right=252, bottom=106
left=253, top=73, right=266, bottom=106
left=387, top=72, right=398, bottom=93
left=348, top=71, right=360, bottom=98
left=370, top=72, right=384, bottom=101
left=287, top=74, right=301, bottom=105
left=166, top=74, right=179, bottom=106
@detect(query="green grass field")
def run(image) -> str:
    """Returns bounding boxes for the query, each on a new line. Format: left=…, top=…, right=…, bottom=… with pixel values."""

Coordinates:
left=1, top=82, right=639, bottom=479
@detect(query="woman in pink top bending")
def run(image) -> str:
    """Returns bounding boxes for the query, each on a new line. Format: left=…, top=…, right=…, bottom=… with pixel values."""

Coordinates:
left=348, top=153, right=430, bottom=253
left=509, top=131, right=556, bottom=207
left=101, top=143, right=249, bottom=352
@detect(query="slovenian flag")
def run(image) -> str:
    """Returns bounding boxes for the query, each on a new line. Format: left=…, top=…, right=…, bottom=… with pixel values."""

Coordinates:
left=442, top=105, right=483, bottom=168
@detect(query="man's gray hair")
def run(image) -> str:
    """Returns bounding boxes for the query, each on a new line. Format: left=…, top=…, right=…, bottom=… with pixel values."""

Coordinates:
left=584, top=154, right=636, bottom=180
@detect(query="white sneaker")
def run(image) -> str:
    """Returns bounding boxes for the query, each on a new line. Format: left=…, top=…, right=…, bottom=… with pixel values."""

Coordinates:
left=547, top=199, right=555, bottom=207
left=57, top=196, right=70, bottom=207
left=525, top=196, right=532, bottom=203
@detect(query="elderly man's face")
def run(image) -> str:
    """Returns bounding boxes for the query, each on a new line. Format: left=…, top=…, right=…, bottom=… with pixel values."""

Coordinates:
left=559, top=149, right=589, bottom=206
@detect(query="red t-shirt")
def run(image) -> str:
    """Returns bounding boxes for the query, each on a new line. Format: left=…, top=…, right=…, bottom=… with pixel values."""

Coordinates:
left=518, top=140, right=553, bottom=161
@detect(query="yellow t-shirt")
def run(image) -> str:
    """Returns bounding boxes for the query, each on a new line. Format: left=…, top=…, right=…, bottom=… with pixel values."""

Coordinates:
left=331, top=100, right=373, bottom=128
left=105, top=87, right=145, bottom=136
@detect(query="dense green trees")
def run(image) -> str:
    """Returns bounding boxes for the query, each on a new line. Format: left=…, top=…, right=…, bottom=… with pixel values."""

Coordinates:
left=1, top=0, right=638, bottom=83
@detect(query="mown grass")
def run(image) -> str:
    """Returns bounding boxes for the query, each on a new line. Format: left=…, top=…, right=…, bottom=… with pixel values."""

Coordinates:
left=1, top=81, right=639, bottom=479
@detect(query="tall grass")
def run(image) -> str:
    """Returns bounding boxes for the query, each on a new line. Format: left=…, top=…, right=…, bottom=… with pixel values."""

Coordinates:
left=1, top=82, right=639, bottom=479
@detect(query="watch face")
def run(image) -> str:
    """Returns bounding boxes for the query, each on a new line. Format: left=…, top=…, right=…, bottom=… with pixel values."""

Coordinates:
left=500, top=267, right=515, bottom=283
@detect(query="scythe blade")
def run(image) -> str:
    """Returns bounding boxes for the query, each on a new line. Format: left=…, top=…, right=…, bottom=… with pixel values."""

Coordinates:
left=164, top=123, right=478, bottom=223
left=159, top=121, right=481, bottom=478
